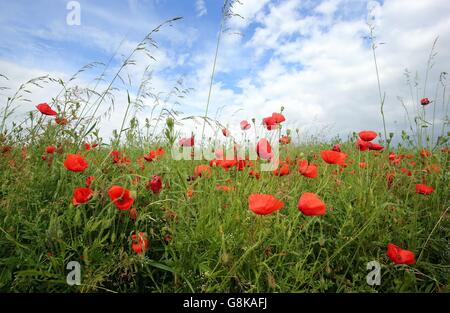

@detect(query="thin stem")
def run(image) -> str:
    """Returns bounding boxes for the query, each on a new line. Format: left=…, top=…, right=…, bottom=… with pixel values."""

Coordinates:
left=201, top=2, right=227, bottom=144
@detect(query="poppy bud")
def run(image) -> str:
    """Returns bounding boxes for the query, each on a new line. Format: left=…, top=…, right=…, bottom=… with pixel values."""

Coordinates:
left=420, top=98, right=430, bottom=105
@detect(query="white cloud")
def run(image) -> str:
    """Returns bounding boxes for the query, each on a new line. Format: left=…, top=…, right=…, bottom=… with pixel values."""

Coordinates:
left=195, top=0, right=208, bottom=17
left=187, top=0, right=450, bottom=143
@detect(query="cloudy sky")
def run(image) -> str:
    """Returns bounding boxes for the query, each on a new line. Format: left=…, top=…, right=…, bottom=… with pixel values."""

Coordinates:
left=0, top=0, right=449, bottom=143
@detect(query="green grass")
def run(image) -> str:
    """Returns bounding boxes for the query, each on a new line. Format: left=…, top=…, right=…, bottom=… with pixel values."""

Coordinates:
left=0, top=133, right=448, bottom=292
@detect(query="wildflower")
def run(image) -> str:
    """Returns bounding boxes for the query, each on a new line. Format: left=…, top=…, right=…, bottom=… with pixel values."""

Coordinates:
left=216, top=185, right=232, bottom=192
left=386, top=243, right=416, bottom=265
left=332, top=144, right=341, bottom=152
left=46, top=145, right=56, bottom=154
left=273, top=162, right=290, bottom=176
left=420, top=98, right=430, bottom=105
left=263, top=116, right=278, bottom=130
left=240, top=120, right=251, bottom=130
left=387, top=172, right=395, bottom=189
left=63, top=154, right=89, bottom=172
left=415, top=184, right=434, bottom=195
left=279, top=135, right=291, bottom=145
left=356, top=139, right=372, bottom=151
left=271, top=112, right=286, bottom=123
left=420, top=149, right=432, bottom=158
left=147, top=175, right=162, bottom=194
left=358, top=130, right=377, bottom=142
left=248, top=170, right=260, bottom=179
left=297, top=160, right=318, bottom=178
left=369, top=143, right=384, bottom=151
left=297, top=192, right=326, bottom=216
left=131, top=232, right=149, bottom=254
left=194, top=164, right=212, bottom=178
left=55, top=117, right=68, bottom=125
left=129, top=208, right=137, bottom=220
left=248, top=194, right=284, bottom=215
left=36, top=103, right=57, bottom=116
left=400, top=168, right=412, bottom=176
left=222, top=128, right=230, bottom=137
left=320, top=150, right=347, bottom=166
left=108, top=186, right=134, bottom=211
left=85, top=176, right=95, bottom=188
left=72, top=187, right=93, bottom=206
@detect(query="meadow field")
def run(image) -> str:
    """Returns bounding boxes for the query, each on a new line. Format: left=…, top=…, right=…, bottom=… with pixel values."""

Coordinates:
left=0, top=0, right=449, bottom=294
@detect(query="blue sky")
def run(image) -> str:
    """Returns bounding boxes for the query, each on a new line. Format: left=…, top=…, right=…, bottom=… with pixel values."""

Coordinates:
left=0, top=0, right=448, bottom=142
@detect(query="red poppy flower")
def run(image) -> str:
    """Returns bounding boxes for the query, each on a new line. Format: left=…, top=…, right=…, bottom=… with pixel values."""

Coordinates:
left=129, top=207, right=138, bottom=220
left=108, top=185, right=134, bottom=210
left=46, top=145, right=56, bottom=154
left=84, top=143, right=91, bottom=151
left=85, top=176, right=95, bottom=188
left=263, top=116, right=278, bottom=130
left=424, top=163, right=441, bottom=174
left=55, top=117, right=68, bottom=125
left=386, top=172, right=395, bottom=189
left=297, top=192, right=326, bottom=216
left=222, top=128, right=230, bottom=137
left=131, top=232, right=149, bottom=254
left=420, top=149, right=431, bottom=158
left=273, top=162, right=290, bottom=176
left=147, top=175, right=162, bottom=194
left=36, top=103, right=57, bottom=116
left=358, top=130, right=377, bottom=142
left=248, top=194, right=284, bottom=215
left=236, top=159, right=246, bottom=171
left=63, top=154, right=89, bottom=172
left=216, top=185, right=232, bottom=192
left=144, top=150, right=157, bottom=162
left=415, top=184, right=434, bottom=195
left=72, top=187, right=93, bottom=206
left=400, top=168, right=412, bottom=176
left=248, top=170, right=261, bottom=179
left=179, top=137, right=194, bottom=147
left=220, top=159, right=238, bottom=171
left=256, top=138, right=274, bottom=160
left=240, top=120, right=251, bottom=130
left=420, top=98, right=430, bottom=105
left=144, top=148, right=164, bottom=162
left=386, top=243, right=416, bottom=265
left=332, top=144, right=341, bottom=152
left=279, top=135, right=291, bottom=145
left=271, top=112, right=286, bottom=123
left=320, top=150, right=347, bottom=166
left=369, top=143, right=384, bottom=151
left=359, top=162, right=367, bottom=169
left=194, top=164, right=212, bottom=178
left=297, top=160, right=318, bottom=178
left=356, top=139, right=372, bottom=151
